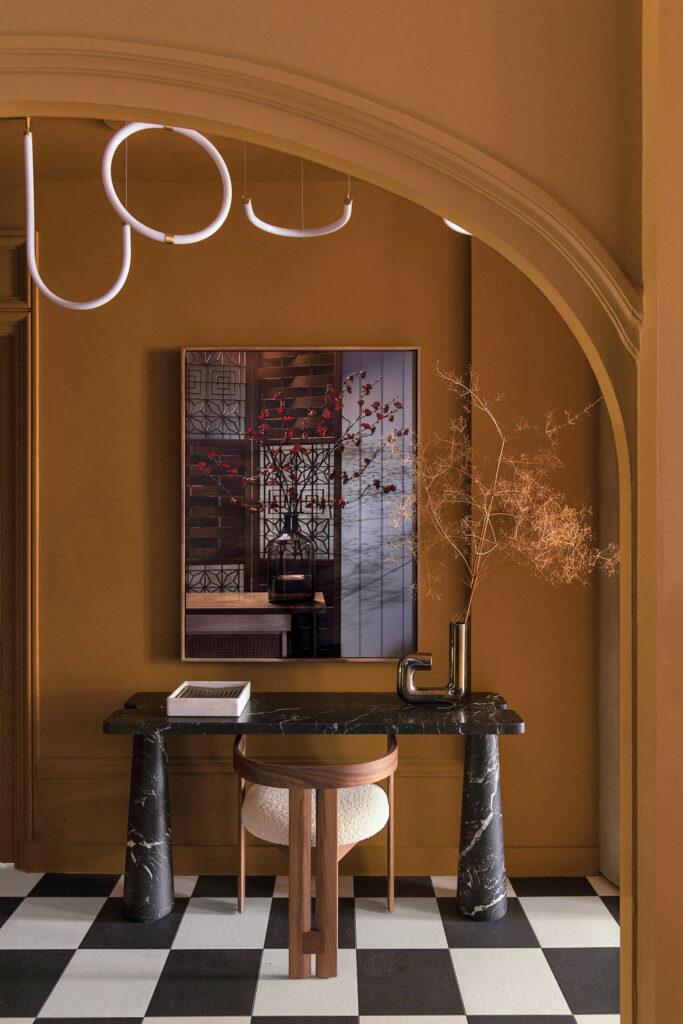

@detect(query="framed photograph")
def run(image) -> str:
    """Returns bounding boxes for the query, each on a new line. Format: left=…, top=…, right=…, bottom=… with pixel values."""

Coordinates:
left=182, top=348, right=417, bottom=660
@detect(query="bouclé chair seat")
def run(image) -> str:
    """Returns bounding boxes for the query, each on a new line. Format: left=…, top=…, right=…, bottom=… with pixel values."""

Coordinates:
left=242, top=782, right=389, bottom=847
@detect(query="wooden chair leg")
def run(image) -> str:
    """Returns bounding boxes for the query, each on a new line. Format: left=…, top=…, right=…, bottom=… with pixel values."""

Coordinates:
left=237, top=774, right=246, bottom=913
left=316, top=787, right=338, bottom=978
left=387, top=747, right=395, bottom=912
left=289, top=788, right=312, bottom=979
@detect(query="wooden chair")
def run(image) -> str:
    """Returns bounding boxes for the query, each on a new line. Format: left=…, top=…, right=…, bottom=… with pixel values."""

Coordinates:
left=234, top=734, right=397, bottom=979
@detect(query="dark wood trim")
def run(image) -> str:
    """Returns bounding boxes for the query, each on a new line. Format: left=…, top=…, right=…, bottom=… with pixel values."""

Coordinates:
left=237, top=771, right=246, bottom=913
left=315, top=786, right=338, bottom=976
left=288, top=787, right=312, bottom=978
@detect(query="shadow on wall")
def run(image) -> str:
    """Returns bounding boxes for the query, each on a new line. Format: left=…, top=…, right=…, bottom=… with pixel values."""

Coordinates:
left=146, top=349, right=182, bottom=662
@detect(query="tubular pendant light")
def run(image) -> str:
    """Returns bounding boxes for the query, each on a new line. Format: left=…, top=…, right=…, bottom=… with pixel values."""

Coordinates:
left=24, top=119, right=132, bottom=310
left=243, top=196, right=353, bottom=237
left=102, top=122, right=232, bottom=244
left=443, top=218, right=471, bottom=236
left=243, top=148, right=352, bottom=237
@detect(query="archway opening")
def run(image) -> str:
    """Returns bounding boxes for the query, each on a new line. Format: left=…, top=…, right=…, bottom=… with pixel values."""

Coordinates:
left=0, top=111, right=631, bottom=1016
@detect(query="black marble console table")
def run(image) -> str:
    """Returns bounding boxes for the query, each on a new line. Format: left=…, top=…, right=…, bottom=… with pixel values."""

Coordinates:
left=104, top=690, right=524, bottom=923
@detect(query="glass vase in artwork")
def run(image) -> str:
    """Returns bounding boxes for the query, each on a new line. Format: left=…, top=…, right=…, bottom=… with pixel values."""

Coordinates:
left=267, top=512, right=316, bottom=604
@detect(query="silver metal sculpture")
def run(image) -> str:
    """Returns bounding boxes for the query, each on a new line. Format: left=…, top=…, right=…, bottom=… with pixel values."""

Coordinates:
left=397, top=622, right=469, bottom=705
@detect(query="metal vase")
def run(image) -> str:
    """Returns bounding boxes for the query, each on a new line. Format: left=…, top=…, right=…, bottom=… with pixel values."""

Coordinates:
left=448, top=621, right=470, bottom=699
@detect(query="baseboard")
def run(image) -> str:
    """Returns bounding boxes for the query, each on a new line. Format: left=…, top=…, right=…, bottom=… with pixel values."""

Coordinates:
left=17, top=839, right=599, bottom=877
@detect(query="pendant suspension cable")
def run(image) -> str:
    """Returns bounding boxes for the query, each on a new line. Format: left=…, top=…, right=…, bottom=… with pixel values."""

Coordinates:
left=301, top=158, right=304, bottom=231
left=124, top=128, right=128, bottom=208
left=347, top=174, right=351, bottom=201
left=23, top=121, right=132, bottom=310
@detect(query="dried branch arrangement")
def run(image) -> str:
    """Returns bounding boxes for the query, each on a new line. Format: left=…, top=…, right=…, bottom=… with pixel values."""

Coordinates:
left=389, top=366, right=619, bottom=621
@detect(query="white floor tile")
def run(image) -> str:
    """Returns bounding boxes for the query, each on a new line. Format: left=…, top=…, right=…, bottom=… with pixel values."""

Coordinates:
left=273, top=874, right=355, bottom=898
left=431, top=875, right=516, bottom=898
left=519, top=895, right=621, bottom=947
left=111, top=874, right=198, bottom=899
left=355, top=896, right=448, bottom=948
left=451, top=947, right=571, bottom=1016
left=253, top=947, right=358, bottom=1016
left=431, top=875, right=458, bottom=897
left=588, top=874, right=620, bottom=896
left=0, top=863, right=43, bottom=896
left=0, top=896, right=105, bottom=949
left=0, top=1019, right=36, bottom=1024
left=574, top=1016, right=621, bottom=1023
left=40, top=947, right=168, bottom=1017
left=360, top=1018, right=467, bottom=1024
left=172, top=896, right=271, bottom=949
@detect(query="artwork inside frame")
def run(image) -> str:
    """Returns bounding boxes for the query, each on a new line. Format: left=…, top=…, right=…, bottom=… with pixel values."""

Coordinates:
left=182, top=347, right=418, bottom=661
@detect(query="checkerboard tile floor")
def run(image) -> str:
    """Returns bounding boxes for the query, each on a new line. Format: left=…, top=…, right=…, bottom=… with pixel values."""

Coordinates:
left=0, top=865, right=620, bottom=1022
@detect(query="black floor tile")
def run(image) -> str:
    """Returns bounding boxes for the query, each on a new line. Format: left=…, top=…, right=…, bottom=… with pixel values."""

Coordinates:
left=192, top=873, right=275, bottom=898
left=356, top=947, right=464, bottom=1015
left=0, top=949, right=73, bottom=1017
left=28, top=872, right=120, bottom=897
left=354, top=874, right=435, bottom=898
left=80, top=896, right=188, bottom=948
left=0, top=895, right=23, bottom=924
left=544, top=946, right=620, bottom=1014
left=264, top=897, right=355, bottom=949
left=145, top=948, right=262, bottom=1016
left=510, top=876, right=596, bottom=897
left=438, top=896, right=539, bottom=948
left=602, top=894, right=620, bottom=923
left=252, top=1019, right=357, bottom=1024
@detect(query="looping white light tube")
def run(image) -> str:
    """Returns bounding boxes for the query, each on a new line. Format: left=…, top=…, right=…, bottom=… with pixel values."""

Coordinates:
left=243, top=196, right=353, bottom=237
left=443, top=218, right=471, bottom=236
left=102, top=122, right=232, bottom=245
left=24, top=129, right=132, bottom=311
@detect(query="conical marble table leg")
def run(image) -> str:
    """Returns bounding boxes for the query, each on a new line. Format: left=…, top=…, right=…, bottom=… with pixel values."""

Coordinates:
left=456, top=734, right=507, bottom=921
left=123, top=732, right=174, bottom=921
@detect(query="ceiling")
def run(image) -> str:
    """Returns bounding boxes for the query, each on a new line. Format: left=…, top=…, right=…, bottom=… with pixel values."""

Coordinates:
left=0, top=117, right=349, bottom=185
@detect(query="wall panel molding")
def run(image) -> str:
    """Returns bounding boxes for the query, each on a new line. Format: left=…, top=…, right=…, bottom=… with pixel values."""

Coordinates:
left=35, top=755, right=465, bottom=781
left=0, top=232, right=36, bottom=864
left=17, top=838, right=599, bottom=878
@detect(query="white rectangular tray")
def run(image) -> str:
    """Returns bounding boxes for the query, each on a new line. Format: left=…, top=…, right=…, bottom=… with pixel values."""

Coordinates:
left=166, top=680, right=251, bottom=717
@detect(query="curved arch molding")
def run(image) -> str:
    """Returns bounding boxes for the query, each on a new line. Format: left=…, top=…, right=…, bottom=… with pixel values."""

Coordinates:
left=0, top=36, right=641, bottom=364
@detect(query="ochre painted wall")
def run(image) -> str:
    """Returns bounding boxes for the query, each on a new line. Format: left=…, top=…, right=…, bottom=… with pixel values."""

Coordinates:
left=471, top=240, right=602, bottom=874
left=2, top=155, right=600, bottom=875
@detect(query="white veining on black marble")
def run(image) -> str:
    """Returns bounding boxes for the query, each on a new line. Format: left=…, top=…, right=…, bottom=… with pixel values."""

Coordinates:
left=106, top=691, right=524, bottom=737
left=456, top=734, right=507, bottom=921
left=123, top=733, right=174, bottom=921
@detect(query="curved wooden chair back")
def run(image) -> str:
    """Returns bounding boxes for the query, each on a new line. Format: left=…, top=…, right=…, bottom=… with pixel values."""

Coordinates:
left=233, top=734, right=398, bottom=789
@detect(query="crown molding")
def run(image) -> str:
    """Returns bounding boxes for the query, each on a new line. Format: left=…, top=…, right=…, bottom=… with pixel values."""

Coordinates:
left=0, top=34, right=641, bottom=360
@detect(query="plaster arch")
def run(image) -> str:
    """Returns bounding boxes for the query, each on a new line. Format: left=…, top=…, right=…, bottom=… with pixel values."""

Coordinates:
left=0, top=35, right=637, bottom=1018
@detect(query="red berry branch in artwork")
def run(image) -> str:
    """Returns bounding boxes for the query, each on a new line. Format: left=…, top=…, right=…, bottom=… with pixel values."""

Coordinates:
left=195, top=370, right=409, bottom=516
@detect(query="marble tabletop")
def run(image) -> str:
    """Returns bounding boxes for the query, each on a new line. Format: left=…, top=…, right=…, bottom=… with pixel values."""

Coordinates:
left=103, top=690, right=524, bottom=736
